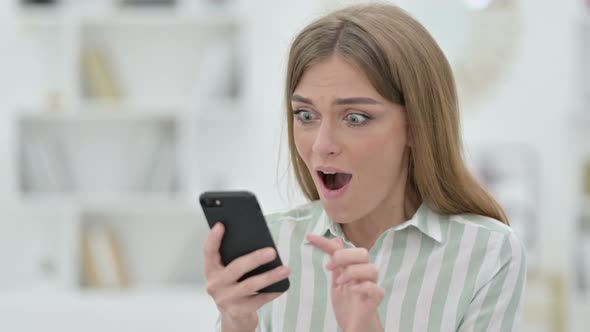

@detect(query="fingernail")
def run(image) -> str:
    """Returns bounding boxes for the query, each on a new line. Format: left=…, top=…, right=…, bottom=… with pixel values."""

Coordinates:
left=325, top=262, right=333, bottom=270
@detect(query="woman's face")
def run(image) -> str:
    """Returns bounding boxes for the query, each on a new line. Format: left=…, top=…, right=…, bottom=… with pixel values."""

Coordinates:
left=292, top=55, right=410, bottom=224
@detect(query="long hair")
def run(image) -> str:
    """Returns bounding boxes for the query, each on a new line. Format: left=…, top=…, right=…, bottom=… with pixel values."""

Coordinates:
left=283, top=3, right=509, bottom=225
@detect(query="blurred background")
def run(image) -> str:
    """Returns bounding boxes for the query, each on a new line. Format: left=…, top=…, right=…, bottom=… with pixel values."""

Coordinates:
left=0, top=0, right=588, bottom=331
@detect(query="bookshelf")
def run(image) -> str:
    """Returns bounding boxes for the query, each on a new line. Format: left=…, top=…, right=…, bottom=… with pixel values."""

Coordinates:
left=5, top=0, right=245, bottom=316
left=571, top=6, right=590, bottom=332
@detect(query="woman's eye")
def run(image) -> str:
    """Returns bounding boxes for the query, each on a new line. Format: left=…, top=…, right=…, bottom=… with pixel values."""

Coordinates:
left=293, top=109, right=316, bottom=123
left=345, top=113, right=370, bottom=125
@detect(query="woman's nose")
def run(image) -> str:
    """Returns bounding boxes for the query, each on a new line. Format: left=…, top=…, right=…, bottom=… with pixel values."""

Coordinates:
left=311, top=122, right=342, bottom=158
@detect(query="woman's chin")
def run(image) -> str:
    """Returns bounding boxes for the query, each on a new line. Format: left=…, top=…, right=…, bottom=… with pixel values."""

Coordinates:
left=319, top=189, right=354, bottom=220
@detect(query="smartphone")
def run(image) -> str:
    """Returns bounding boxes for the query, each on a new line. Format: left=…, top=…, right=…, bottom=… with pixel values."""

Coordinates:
left=199, top=191, right=289, bottom=293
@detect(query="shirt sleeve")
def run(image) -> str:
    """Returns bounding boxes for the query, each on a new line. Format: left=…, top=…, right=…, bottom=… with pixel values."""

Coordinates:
left=457, top=231, right=528, bottom=332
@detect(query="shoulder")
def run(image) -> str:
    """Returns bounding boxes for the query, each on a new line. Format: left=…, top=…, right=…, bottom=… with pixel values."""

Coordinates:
left=448, top=212, right=527, bottom=283
left=264, top=200, right=323, bottom=236
left=449, top=213, right=526, bottom=256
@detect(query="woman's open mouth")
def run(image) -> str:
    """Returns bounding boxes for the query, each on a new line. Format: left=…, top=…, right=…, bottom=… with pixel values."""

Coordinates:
left=317, top=169, right=352, bottom=200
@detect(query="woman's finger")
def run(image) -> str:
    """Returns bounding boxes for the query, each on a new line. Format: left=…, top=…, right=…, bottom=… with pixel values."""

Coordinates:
left=306, top=234, right=343, bottom=255
left=220, top=247, right=277, bottom=284
left=331, top=237, right=343, bottom=247
left=350, top=281, right=385, bottom=303
left=235, top=265, right=290, bottom=296
left=203, top=222, right=225, bottom=277
left=335, top=263, right=379, bottom=285
left=214, top=267, right=289, bottom=312
left=327, top=247, right=370, bottom=270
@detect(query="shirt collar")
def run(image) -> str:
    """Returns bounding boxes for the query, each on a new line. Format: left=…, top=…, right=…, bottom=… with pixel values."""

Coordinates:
left=303, top=201, right=445, bottom=245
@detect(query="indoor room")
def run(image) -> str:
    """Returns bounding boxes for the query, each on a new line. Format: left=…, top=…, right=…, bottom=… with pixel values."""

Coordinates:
left=0, top=0, right=588, bottom=331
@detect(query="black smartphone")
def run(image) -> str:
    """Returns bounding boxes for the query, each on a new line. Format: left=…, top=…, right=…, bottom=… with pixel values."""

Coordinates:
left=199, top=190, right=289, bottom=293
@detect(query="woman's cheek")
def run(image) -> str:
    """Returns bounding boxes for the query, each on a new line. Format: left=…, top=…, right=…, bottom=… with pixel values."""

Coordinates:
left=293, top=131, right=312, bottom=161
left=355, top=135, right=405, bottom=179
left=354, top=135, right=391, bottom=160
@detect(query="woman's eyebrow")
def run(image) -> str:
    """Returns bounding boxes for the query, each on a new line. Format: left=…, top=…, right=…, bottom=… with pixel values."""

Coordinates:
left=334, top=97, right=381, bottom=105
left=291, top=94, right=381, bottom=106
left=291, top=94, right=314, bottom=105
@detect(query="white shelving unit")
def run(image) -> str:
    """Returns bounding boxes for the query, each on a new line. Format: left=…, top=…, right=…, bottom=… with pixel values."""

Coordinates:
left=3, top=1, right=246, bottom=316
left=570, top=8, right=590, bottom=332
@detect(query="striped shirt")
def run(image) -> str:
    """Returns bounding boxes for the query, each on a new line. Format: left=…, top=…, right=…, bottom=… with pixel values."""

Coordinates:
left=216, top=200, right=527, bottom=332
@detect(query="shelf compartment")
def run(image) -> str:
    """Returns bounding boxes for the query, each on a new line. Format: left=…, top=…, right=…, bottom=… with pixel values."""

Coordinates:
left=79, top=209, right=209, bottom=289
left=17, top=112, right=180, bottom=194
left=79, top=18, right=241, bottom=104
left=0, top=201, right=80, bottom=291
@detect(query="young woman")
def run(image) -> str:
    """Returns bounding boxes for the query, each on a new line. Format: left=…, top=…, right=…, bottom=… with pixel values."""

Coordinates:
left=204, top=4, right=527, bottom=332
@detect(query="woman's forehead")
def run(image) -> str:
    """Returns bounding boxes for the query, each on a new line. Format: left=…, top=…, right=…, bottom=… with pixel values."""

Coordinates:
left=294, top=56, right=379, bottom=99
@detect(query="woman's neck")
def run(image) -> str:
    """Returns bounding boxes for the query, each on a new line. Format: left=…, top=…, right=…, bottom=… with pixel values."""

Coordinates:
left=341, top=185, right=420, bottom=250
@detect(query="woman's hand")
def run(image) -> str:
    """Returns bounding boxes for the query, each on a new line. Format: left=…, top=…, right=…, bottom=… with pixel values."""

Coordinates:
left=203, top=222, right=290, bottom=332
left=307, top=234, right=384, bottom=332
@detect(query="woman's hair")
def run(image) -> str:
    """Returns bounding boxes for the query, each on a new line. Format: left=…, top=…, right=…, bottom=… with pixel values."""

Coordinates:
left=284, top=3, right=509, bottom=225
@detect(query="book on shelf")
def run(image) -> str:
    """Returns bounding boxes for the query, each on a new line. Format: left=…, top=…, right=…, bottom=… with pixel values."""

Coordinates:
left=142, top=133, right=176, bottom=192
left=22, top=133, right=72, bottom=192
left=81, top=47, right=122, bottom=101
left=82, top=223, right=129, bottom=288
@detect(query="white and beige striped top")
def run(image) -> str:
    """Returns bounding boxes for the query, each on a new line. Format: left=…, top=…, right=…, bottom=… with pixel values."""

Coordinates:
left=216, top=199, right=527, bottom=332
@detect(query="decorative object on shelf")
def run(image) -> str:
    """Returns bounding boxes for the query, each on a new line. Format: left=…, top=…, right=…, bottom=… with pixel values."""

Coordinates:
left=0, top=206, right=77, bottom=290
left=396, top=0, right=520, bottom=108
left=469, top=144, right=539, bottom=267
left=81, top=47, right=122, bottom=101
left=322, top=0, right=521, bottom=109
left=82, top=222, right=129, bottom=288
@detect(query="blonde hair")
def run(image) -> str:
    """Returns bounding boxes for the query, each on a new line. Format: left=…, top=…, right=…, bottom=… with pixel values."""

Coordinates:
left=284, top=4, right=509, bottom=225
